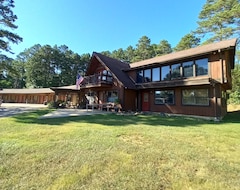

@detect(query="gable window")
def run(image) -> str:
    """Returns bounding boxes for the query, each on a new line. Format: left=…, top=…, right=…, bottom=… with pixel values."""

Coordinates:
left=101, top=70, right=113, bottom=82
left=182, top=89, right=209, bottom=106
left=161, top=66, right=170, bottom=81
left=144, top=69, right=151, bottom=82
left=171, top=63, right=181, bottom=79
left=183, top=61, right=194, bottom=77
left=155, top=90, right=174, bottom=104
left=152, top=67, right=160, bottom=82
left=195, top=58, right=208, bottom=76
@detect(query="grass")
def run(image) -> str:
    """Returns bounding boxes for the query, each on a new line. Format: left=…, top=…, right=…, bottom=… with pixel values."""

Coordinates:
left=0, top=108, right=240, bottom=190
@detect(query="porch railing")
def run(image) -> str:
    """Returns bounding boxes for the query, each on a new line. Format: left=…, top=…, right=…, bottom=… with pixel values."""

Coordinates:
left=83, top=74, right=113, bottom=86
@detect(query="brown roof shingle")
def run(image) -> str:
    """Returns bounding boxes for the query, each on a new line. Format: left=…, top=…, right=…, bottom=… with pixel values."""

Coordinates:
left=93, top=52, right=136, bottom=89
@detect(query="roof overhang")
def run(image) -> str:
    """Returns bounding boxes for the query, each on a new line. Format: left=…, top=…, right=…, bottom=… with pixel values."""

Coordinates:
left=129, top=38, right=237, bottom=70
left=136, top=77, right=213, bottom=89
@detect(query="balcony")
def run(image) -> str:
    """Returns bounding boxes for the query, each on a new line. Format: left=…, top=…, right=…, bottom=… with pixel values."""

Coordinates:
left=82, top=73, right=113, bottom=88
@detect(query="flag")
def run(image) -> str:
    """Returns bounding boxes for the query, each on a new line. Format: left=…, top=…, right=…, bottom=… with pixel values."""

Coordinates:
left=76, top=73, right=84, bottom=89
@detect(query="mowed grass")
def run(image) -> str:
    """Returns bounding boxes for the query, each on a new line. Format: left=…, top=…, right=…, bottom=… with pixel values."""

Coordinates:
left=0, top=109, right=240, bottom=190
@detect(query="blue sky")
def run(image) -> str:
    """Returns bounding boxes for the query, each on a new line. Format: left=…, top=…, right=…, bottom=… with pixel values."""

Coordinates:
left=9, top=0, right=206, bottom=58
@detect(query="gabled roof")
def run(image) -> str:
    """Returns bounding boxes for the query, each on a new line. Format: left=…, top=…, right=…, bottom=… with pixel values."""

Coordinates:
left=0, top=88, right=54, bottom=94
left=91, top=52, right=136, bottom=89
left=130, top=38, right=237, bottom=69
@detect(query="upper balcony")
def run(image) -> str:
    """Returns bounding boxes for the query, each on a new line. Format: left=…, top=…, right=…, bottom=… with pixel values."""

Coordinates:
left=82, top=73, right=113, bottom=88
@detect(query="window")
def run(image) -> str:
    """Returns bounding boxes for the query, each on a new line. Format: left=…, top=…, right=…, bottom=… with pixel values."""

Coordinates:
left=183, top=61, right=194, bottom=77
left=155, top=90, right=174, bottom=104
left=152, top=67, right=160, bottom=81
left=137, top=70, right=144, bottom=83
left=171, top=63, right=181, bottom=79
left=161, top=66, right=170, bottom=81
left=182, top=89, right=209, bottom=106
left=107, top=91, right=118, bottom=102
left=196, top=58, right=208, bottom=76
left=101, top=70, right=113, bottom=82
left=136, top=57, right=208, bottom=83
left=144, top=69, right=151, bottom=82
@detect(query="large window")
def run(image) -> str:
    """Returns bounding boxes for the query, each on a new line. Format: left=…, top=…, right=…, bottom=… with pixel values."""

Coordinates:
left=182, top=89, right=209, bottom=106
left=195, top=58, right=208, bottom=76
left=155, top=90, right=174, bottom=104
left=144, top=69, right=151, bottom=82
left=171, top=63, right=181, bottom=79
left=152, top=67, right=160, bottom=81
left=136, top=57, right=208, bottom=83
left=183, top=61, right=194, bottom=77
left=161, top=66, right=170, bottom=81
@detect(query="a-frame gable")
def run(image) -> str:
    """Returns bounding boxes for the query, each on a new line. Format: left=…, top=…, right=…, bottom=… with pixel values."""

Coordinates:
left=86, top=52, right=136, bottom=89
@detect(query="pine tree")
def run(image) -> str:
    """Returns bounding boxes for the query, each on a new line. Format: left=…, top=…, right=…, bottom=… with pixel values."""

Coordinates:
left=196, top=0, right=240, bottom=43
left=174, top=33, right=200, bottom=51
left=0, top=0, right=22, bottom=54
left=0, top=0, right=22, bottom=88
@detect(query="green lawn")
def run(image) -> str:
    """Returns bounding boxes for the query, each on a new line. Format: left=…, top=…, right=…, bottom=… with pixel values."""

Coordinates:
left=0, top=109, right=240, bottom=190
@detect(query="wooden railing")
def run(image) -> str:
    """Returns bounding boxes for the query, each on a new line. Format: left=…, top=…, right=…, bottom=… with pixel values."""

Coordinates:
left=83, top=74, right=113, bottom=86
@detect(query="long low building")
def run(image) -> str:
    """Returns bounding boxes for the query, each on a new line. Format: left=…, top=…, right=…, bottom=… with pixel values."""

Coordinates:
left=0, top=88, right=55, bottom=104
left=0, top=85, right=81, bottom=105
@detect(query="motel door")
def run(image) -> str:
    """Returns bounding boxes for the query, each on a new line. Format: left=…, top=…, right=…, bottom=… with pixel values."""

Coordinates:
left=142, top=92, right=150, bottom=111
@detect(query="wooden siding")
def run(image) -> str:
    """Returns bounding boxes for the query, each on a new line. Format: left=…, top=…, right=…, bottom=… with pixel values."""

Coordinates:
left=209, top=52, right=222, bottom=83
left=139, top=85, right=222, bottom=118
left=1, top=93, right=54, bottom=104
left=123, top=90, right=137, bottom=111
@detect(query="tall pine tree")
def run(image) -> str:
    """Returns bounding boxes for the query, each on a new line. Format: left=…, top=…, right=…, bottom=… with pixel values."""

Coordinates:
left=0, top=0, right=22, bottom=88
left=174, top=33, right=200, bottom=51
left=0, top=0, right=22, bottom=54
left=196, top=0, right=240, bottom=43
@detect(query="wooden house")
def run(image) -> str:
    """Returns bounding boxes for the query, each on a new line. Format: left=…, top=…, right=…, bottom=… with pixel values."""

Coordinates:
left=80, top=38, right=237, bottom=119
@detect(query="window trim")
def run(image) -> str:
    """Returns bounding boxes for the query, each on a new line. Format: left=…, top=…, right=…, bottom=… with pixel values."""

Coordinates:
left=182, top=88, right=210, bottom=106
left=154, top=90, right=175, bottom=105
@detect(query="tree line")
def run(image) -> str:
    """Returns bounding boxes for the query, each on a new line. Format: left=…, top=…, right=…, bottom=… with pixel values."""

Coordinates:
left=0, top=0, right=240, bottom=103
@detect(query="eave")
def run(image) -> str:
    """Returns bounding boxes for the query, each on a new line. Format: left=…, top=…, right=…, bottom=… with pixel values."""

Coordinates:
left=136, top=77, right=213, bottom=89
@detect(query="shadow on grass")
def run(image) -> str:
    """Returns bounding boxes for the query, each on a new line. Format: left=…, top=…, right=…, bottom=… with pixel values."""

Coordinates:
left=222, top=110, right=240, bottom=124
left=12, top=110, right=217, bottom=127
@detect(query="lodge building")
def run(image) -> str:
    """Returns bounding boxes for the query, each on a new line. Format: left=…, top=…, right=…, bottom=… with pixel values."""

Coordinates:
left=0, top=38, right=237, bottom=119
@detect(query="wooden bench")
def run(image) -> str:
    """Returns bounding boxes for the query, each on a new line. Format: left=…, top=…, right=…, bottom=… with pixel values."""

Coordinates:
left=86, top=102, right=115, bottom=111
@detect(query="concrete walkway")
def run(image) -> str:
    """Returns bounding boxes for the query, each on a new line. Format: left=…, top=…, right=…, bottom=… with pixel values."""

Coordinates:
left=39, top=109, right=111, bottom=119
left=0, top=103, right=111, bottom=119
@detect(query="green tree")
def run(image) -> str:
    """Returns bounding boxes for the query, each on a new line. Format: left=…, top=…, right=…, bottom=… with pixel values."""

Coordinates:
left=23, top=44, right=89, bottom=88
left=125, top=45, right=135, bottom=63
left=229, top=64, right=240, bottom=104
left=112, top=48, right=127, bottom=61
left=196, top=0, right=240, bottom=43
left=9, top=52, right=27, bottom=88
left=135, top=36, right=153, bottom=61
left=153, top=40, right=172, bottom=56
left=0, top=0, right=22, bottom=88
left=101, top=51, right=111, bottom=57
left=174, top=33, right=200, bottom=51
left=0, top=0, right=22, bottom=54
left=26, top=45, right=56, bottom=88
